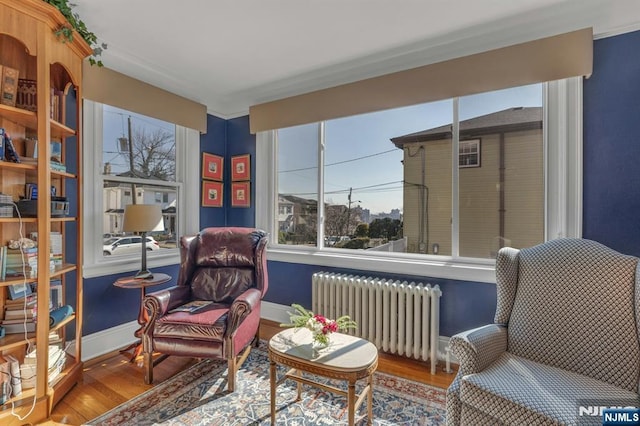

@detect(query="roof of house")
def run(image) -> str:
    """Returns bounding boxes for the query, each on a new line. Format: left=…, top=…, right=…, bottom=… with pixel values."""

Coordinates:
left=391, top=106, right=542, bottom=147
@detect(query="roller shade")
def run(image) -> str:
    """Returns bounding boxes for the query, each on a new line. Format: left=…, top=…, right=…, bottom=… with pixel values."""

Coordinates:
left=83, top=63, right=207, bottom=133
left=250, top=28, right=593, bottom=134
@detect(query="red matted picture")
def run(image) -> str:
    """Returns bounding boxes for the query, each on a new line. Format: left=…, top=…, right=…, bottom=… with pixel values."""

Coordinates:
left=231, top=182, right=250, bottom=207
left=202, top=181, right=223, bottom=207
left=202, top=152, right=223, bottom=181
left=231, top=154, right=250, bottom=181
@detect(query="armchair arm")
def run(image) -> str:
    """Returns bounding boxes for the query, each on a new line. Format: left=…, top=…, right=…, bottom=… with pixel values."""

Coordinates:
left=225, top=287, right=262, bottom=338
left=144, top=285, right=192, bottom=318
left=449, top=324, right=507, bottom=376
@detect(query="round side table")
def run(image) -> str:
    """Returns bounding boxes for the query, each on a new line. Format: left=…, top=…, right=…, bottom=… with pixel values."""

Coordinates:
left=114, top=273, right=171, bottom=362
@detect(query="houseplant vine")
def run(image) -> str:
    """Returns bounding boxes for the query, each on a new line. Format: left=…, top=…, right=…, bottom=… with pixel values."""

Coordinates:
left=43, top=0, right=106, bottom=66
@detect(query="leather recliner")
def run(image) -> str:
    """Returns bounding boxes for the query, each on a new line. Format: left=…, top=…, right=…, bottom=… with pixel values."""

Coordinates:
left=141, top=227, right=268, bottom=391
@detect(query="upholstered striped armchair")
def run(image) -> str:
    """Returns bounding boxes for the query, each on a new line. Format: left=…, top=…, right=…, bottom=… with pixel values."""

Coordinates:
left=446, top=238, right=640, bottom=425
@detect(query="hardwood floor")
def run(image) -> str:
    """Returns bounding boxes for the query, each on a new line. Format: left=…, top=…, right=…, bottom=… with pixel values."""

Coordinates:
left=36, top=320, right=456, bottom=425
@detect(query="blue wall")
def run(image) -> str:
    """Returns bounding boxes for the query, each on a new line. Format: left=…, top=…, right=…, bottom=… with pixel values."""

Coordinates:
left=200, top=114, right=227, bottom=229
left=84, top=29, right=640, bottom=339
left=583, top=29, right=640, bottom=256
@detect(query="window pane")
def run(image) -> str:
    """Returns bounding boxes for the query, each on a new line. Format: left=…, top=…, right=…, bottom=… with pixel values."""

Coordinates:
left=102, top=180, right=177, bottom=253
left=102, top=105, right=176, bottom=182
left=458, top=84, right=544, bottom=258
left=277, top=123, right=319, bottom=246
left=326, top=100, right=452, bottom=253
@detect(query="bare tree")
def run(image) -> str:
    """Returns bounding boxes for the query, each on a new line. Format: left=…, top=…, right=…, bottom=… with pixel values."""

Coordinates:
left=131, top=126, right=175, bottom=181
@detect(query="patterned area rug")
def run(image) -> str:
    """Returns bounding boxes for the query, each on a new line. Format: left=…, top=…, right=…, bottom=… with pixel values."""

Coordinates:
left=87, top=343, right=447, bottom=425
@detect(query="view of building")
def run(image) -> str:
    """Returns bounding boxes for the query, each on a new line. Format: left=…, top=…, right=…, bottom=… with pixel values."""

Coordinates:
left=391, top=107, right=544, bottom=257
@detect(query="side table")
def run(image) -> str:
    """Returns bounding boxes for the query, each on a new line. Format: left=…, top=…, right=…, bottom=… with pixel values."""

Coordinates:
left=114, top=272, right=171, bottom=362
left=269, top=328, right=379, bottom=425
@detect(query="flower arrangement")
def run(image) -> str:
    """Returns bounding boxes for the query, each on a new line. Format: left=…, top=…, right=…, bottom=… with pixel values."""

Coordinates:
left=281, top=304, right=357, bottom=346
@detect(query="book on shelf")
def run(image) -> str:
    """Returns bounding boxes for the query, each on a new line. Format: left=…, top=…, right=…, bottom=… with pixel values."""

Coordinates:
left=4, top=355, right=21, bottom=397
left=21, top=345, right=67, bottom=387
left=0, top=65, right=19, bottom=107
left=0, top=358, right=9, bottom=404
left=0, top=128, right=4, bottom=161
left=0, top=245, right=6, bottom=280
left=3, top=307, right=36, bottom=320
left=3, top=131, right=20, bottom=163
left=49, top=161, right=66, bottom=172
left=16, top=79, right=37, bottom=112
left=1, top=321, right=35, bottom=334
left=169, top=300, right=213, bottom=313
left=50, top=280, right=63, bottom=309
left=4, top=293, right=36, bottom=308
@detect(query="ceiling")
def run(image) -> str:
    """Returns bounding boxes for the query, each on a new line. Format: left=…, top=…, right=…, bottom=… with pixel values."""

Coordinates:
left=73, top=0, right=640, bottom=119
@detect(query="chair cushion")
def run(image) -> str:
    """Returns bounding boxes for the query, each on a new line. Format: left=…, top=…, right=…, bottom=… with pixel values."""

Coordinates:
left=195, top=227, right=264, bottom=267
left=460, top=353, right=640, bottom=425
left=154, top=303, right=229, bottom=340
left=191, top=267, right=254, bottom=302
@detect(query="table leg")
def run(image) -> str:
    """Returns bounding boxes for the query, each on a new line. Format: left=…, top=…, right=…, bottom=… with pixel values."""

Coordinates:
left=270, top=358, right=276, bottom=425
left=295, top=369, right=302, bottom=401
left=348, top=379, right=356, bottom=426
left=367, top=374, right=373, bottom=425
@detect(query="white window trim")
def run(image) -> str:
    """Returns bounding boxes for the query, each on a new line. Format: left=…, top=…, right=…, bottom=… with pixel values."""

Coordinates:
left=82, top=100, right=200, bottom=278
left=459, top=139, right=481, bottom=168
left=258, top=78, right=582, bottom=284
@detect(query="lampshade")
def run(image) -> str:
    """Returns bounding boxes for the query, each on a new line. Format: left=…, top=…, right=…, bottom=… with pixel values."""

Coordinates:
left=122, top=204, right=164, bottom=233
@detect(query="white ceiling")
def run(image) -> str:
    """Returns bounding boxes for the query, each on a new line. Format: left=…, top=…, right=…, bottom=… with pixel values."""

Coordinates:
left=73, top=0, right=640, bottom=118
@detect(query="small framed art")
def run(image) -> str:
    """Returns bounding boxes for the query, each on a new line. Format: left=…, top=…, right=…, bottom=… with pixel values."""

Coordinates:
left=231, top=154, right=250, bottom=181
left=202, top=152, right=223, bottom=181
left=231, top=182, right=250, bottom=207
left=202, top=181, right=223, bottom=207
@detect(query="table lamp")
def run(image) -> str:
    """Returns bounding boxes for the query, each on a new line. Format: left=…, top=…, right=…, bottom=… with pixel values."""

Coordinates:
left=123, top=204, right=163, bottom=279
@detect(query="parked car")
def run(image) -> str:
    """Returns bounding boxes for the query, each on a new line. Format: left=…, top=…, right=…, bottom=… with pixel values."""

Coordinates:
left=103, top=236, right=160, bottom=256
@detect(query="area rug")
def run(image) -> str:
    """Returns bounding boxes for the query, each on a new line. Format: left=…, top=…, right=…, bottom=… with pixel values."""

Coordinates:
left=87, top=343, right=447, bottom=425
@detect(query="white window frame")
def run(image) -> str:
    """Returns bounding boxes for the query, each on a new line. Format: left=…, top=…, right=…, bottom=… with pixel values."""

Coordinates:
left=82, top=100, right=201, bottom=278
left=258, top=78, right=582, bottom=284
left=459, top=139, right=480, bottom=168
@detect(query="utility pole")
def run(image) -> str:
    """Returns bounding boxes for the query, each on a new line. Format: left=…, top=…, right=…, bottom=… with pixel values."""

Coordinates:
left=128, top=115, right=137, bottom=204
left=346, top=187, right=356, bottom=236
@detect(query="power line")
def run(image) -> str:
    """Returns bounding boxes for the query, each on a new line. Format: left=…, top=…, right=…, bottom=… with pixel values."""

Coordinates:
left=279, top=148, right=398, bottom=173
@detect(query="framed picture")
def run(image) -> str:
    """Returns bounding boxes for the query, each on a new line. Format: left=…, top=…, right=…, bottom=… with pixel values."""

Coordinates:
left=231, top=182, right=251, bottom=207
left=8, top=282, right=33, bottom=300
left=202, top=181, right=223, bottom=207
left=231, top=154, right=251, bottom=181
left=202, top=152, right=223, bottom=181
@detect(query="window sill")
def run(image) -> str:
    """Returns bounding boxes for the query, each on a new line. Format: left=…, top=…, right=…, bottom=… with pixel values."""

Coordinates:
left=83, top=250, right=179, bottom=279
left=266, top=246, right=497, bottom=283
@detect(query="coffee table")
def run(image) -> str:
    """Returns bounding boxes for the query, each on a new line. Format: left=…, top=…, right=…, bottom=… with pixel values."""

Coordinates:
left=269, top=327, right=379, bottom=425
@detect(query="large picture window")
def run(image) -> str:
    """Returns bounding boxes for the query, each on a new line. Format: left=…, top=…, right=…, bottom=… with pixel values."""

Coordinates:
left=257, top=79, right=582, bottom=282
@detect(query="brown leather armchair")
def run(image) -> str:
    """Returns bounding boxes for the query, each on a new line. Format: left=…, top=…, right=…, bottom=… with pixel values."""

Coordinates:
left=141, top=227, right=268, bottom=391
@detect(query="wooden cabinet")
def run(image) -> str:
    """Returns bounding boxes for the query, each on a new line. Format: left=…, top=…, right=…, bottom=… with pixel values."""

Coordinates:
left=0, top=0, right=91, bottom=423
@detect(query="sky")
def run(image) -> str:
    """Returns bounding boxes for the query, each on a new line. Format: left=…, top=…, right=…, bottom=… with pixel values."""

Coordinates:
left=102, top=105, right=175, bottom=175
left=278, top=84, right=542, bottom=214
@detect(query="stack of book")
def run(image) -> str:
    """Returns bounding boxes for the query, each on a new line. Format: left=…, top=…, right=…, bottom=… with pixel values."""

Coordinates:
left=20, top=345, right=66, bottom=389
left=2, top=295, right=36, bottom=333
left=4, top=247, right=38, bottom=279
left=0, top=246, right=56, bottom=280
left=0, top=354, right=20, bottom=403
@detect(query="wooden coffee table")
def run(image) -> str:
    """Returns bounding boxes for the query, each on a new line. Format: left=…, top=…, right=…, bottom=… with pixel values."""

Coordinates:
left=269, top=327, right=379, bottom=425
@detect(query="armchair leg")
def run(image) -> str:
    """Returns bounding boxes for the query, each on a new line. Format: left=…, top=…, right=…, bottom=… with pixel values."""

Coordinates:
left=227, top=343, right=254, bottom=392
left=227, top=357, right=236, bottom=392
left=144, top=352, right=153, bottom=384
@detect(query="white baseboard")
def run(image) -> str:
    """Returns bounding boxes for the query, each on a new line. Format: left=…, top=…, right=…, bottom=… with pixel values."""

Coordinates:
left=76, top=321, right=139, bottom=362
left=78, top=302, right=458, bottom=366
